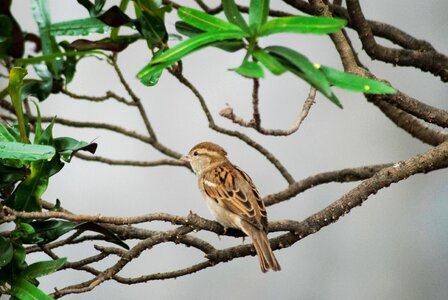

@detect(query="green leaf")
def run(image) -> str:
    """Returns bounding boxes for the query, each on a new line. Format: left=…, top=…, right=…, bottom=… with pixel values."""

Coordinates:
left=175, top=21, right=246, bottom=53
left=211, top=40, right=246, bottom=52
left=50, top=199, right=61, bottom=211
left=318, top=65, right=397, bottom=94
left=253, top=48, right=286, bottom=75
left=0, top=123, right=17, bottom=142
left=178, top=7, right=242, bottom=32
left=9, top=160, right=48, bottom=211
left=17, top=222, right=37, bottom=236
left=133, top=0, right=171, bottom=50
left=7, top=120, right=62, bottom=212
left=15, top=49, right=106, bottom=67
left=175, top=20, right=203, bottom=36
left=32, top=101, right=43, bottom=143
left=0, top=163, right=28, bottom=188
left=50, top=17, right=110, bottom=36
left=22, top=220, right=77, bottom=244
left=11, top=222, right=36, bottom=239
left=24, top=258, right=66, bottom=279
left=149, top=30, right=249, bottom=65
left=76, top=222, right=129, bottom=249
left=12, top=242, right=27, bottom=267
left=222, top=0, right=250, bottom=33
left=138, top=30, right=248, bottom=84
left=137, top=60, right=172, bottom=86
left=59, top=41, right=78, bottom=84
left=233, top=61, right=264, bottom=78
left=260, top=16, right=346, bottom=36
left=0, top=236, right=13, bottom=267
left=6, top=119, right=29, bottom=145
left=31, top=0, right=63, bottom=77
left=7, top=67, right=29, bottom=143
left=21, top=79, right=53, bottom=102
left=266, top=46, right=342, bottom=108
left=249, top=0, right=270, bottom=34
left=10, top=277, right=53, bottom=300
left=0, top=142, right=55, bottom=161
left=36, top=119, right=54, bottom=146
left=20, top=62, right=54, bottom=102
left=54, top=137, right=97, bottom=162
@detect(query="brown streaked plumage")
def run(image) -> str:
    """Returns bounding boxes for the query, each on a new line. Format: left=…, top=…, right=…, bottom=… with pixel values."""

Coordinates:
left=181, top=141, right=281, bottom=273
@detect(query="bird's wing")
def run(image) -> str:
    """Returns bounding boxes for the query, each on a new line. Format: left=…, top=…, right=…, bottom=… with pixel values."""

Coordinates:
left=200, top=163, right=268, bottom=231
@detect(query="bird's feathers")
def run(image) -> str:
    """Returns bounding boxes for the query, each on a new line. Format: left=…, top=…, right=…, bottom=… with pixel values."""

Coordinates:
left=200, top=162, right=267, bottom=231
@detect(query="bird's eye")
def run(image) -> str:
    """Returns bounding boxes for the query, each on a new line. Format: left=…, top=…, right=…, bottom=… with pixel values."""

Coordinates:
left=193, top=151, right=199, bottom=156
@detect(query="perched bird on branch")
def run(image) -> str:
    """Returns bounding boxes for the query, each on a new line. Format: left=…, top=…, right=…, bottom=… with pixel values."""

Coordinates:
left=181, top=141, right=281, bottom=273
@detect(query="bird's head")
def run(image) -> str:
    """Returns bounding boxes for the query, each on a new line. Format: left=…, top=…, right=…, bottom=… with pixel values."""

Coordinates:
left=181, top=142, right=228, bottom=174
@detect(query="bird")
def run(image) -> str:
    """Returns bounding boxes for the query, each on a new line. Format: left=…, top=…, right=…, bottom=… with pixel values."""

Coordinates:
left=181, top=141, right=281, bottom=273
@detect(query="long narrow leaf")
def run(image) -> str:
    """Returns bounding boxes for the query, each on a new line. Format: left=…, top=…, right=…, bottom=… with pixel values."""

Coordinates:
left=76, top=222, right=129, bottom=249
left=32, top=101, right=42, bottom=143
left=260, top=16, right=346, bottom=36
left=22, top=220, right=77, bottom=244
left=222, top=0, right=250, bottom=33
left=0, top=237, right=13, bottom=267
left=0, top=142, right=55, bottom=161
left=253, top=49, right=286, bottom=75
left=50, top=17, right=110, bottom=36
left=233, top=61, right=264, bottom=78
left=10, top=278, right=53, bottom=300
left=319, top=65, right=397, bottom=94
left=134, top=0, right=170, bottom=50
left=15, top=50, right=106, bottom=66
left=8, top=152, right=64, bottom=212
left=137, top=60, right=172, bottom=86
left=24, top=258, right=66, bottom=279
left=267, top=46, right=342, bottom=107
left=175, top=21, right=246, bottom=53
left=266, top=46, right=332, bottom=96
left=249, top=0, right=270, bottom=34
left=178, top=7, right=242, bottom=32
left=31, top=0, right=63, bottom=76
left=7, top=67, right=28, bottom=143
left=0, top=123, right=17, bottom=142
left=150, top=30, right=249, bottom=65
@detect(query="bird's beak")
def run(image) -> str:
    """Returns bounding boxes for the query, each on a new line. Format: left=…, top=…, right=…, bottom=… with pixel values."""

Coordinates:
left=180, top=155, right=191, bottom=163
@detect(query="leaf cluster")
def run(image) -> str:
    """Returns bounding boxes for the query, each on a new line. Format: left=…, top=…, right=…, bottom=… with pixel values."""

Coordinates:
left=0, top=68, right=129, bottom=299
left=137, top=0, right=395, bottom=107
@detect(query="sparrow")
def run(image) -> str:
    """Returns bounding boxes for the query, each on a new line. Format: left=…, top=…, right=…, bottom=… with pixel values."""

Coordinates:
left=181, top=141, right=281, bottom=273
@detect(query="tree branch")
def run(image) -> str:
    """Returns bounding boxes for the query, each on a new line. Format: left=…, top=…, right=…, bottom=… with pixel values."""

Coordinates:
left=220, top=86, right=317, bottom=136
left=345, top=0, right=448, bottom=81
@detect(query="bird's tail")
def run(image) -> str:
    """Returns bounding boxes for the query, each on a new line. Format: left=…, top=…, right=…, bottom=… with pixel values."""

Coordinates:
left=241, top=222, right=281, bottom=273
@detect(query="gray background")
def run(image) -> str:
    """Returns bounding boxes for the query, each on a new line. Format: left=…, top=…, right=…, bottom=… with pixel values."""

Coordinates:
left=6, top=1, right=448, bottom=299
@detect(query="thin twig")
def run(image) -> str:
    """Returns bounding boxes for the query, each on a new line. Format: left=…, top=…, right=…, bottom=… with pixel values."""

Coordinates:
left=220, top=87, right=317, bottom=136
left=111, top=54, right=157, bottom=140
left=74, top=153, right=188, bottom=168
left=251, top=78, right=261, bottom=129
left=62, top=89, right=135, bottom=106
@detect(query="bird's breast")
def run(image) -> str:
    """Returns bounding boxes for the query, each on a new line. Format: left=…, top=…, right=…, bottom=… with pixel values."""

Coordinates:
left=200, top=190, right=241, bottom=230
